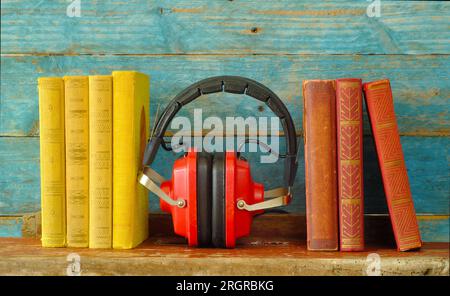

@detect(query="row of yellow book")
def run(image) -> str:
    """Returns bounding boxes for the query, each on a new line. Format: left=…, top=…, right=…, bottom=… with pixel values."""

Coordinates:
left=38, top=71, right=149, bottom=249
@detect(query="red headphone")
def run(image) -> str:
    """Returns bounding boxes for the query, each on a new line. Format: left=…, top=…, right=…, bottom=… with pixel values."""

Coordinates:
left=139, top=76, right=298, bottom=248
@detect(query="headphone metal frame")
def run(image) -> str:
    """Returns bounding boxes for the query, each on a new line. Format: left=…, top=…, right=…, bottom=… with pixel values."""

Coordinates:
left=140, top=167, right=186, bottom=208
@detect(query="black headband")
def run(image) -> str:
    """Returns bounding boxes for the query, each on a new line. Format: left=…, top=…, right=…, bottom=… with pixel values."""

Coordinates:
left=142, top=76, right=298, bottom=186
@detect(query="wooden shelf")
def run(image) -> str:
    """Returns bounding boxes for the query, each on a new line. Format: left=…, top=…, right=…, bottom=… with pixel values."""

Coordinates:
left=0, top=238, right=448, bottom=276
left=0, top=214, right=448, bottom=276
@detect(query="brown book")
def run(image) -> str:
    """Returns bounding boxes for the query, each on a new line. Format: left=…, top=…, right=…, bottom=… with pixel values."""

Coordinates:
left=363, top=79, right=422, bottom=251
left=303, top=80, right=338, bottom=251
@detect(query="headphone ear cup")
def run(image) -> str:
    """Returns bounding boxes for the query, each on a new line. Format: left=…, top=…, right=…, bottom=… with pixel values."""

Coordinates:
left=196, top=152, right=212, bottom=247
left=212, top=152, right=226, bottom=248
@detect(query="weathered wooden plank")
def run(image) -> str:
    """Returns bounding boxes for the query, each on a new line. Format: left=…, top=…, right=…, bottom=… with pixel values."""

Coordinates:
left=0, top=237, right=448, bottom=275
left=0, top=136, right=447, bottom=215
left=416, top=216, right=449, bottom=243
left=1, top=0, right=449, bottom=54
left=0, top=217, right=22, bottom=238
left=1, top=54, right=448, bottom=136
left=0, top=213, right=39, bottom=238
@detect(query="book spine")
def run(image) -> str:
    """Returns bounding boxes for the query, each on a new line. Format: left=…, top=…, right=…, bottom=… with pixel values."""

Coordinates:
left=336, top=78, right=364, bottom=251
left=113, top=71, right=149, bottom=249
left=303, top=80, right=338, bottom=251
left=64, top=76, right=89, bottom=247
left=89, top=76, right=112, bottom=248
left=363, top=79, right=422, bottom=251
left=38, top=77, right=66, bottom=247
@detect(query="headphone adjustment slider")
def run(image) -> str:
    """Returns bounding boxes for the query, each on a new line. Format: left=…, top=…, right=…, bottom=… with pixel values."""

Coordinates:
left=236, top=187, right=291, bottom=211
left=138, top=168, right=186, bottom=208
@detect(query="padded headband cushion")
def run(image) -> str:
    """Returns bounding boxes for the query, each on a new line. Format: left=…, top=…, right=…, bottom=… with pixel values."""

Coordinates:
left=212, top=152, right=226, bottom=248
left=197, top=152, right=212, bottom=247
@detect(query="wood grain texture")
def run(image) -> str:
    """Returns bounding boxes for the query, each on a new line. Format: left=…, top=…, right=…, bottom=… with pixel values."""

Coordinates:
left=1, top=0, right=449, bottom=54
left=0, top=136, right=448, bottom=215
left=0, top=213, right=40, bottom=238
left=0, top=237, right=448, bottom=275
left=1, top=54, right=449, bottom=136
left=0, top=217, right=22, bottom=238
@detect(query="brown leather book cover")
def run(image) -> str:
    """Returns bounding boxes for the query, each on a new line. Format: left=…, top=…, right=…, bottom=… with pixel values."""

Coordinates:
left=336, top=78, right=364, bottom=251
left=303, top=80, right=338, bottom=251
left=363, top=79, right=422, bottom=251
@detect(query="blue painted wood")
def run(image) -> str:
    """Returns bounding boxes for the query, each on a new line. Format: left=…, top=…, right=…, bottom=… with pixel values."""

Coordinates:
left=0, top=138, right=40, bottom=215
left=0, top=136, right=447, bottom=215
left=418, top=217, right=449, bottom=243
left=1, top=55, right=448, bottom=136
left=0, top=218, right=22, bottom=238
left=1, top=0, right=449, bottom=54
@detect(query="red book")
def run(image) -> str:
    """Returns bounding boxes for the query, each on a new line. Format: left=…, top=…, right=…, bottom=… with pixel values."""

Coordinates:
left=336, top=78, right=364, bottom=251
left=363, top=79, right=422, bottom=251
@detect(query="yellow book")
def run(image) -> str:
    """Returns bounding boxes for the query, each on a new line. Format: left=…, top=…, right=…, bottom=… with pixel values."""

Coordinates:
left=89, top=75, right=112, bottom=248
left=112, top=71, right=149, bottom=249
left=38, top=77, right=66, bottom=247
left=64, top=76, right=89, bottom=247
